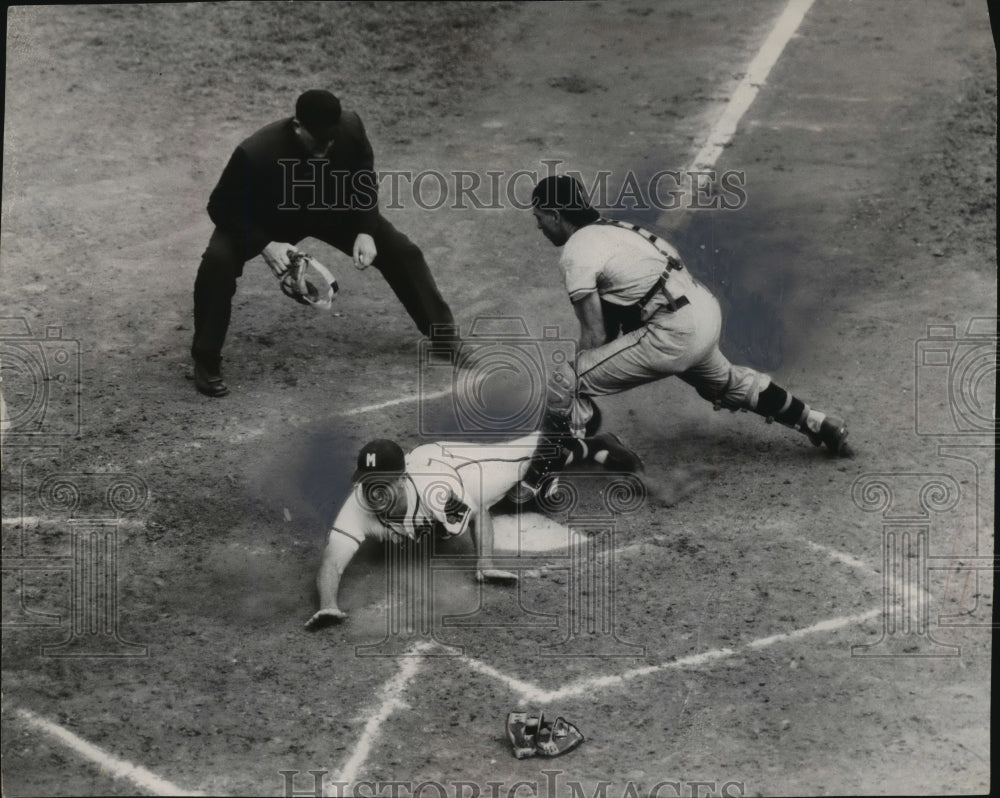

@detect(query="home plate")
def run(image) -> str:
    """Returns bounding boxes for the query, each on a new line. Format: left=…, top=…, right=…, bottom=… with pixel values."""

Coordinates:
left=491, top=511, right=586, bottom=553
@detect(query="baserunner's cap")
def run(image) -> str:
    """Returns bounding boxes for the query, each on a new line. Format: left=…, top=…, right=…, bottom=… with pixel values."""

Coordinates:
left=352, top=439, right=406, bottom=482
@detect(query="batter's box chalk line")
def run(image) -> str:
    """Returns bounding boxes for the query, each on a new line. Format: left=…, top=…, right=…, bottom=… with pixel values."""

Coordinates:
left=13, top=707, right=205, bottom=797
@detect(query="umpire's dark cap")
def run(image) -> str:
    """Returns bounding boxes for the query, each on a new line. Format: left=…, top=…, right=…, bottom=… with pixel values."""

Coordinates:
left=352, top=439, right=406, bottom=482
left=295, top=89, right=342, bottom=140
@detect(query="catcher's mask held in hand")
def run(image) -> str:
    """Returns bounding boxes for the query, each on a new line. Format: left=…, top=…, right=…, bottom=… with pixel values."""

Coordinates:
left=277, top=250, right=339, bottom=309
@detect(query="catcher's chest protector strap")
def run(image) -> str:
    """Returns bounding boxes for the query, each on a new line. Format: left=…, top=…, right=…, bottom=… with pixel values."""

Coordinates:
left=594, top=218, right=684, bottom=272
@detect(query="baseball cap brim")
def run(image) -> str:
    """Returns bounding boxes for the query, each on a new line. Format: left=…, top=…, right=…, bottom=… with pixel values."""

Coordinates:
left=352, top=468, right=403, bottom=483
left=303, top=122, right=338, bottom=143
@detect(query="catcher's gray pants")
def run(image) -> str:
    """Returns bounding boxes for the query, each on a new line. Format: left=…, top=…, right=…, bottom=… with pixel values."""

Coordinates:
left=552, top=283, right=771, bottom=436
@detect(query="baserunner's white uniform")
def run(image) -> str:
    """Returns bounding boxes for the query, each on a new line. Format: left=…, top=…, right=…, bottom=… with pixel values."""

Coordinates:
left=306, top=430, right=632, bottom=627
left=329, top=433, right=540, bottom=546
left=306, top=434, right=541, bottom=626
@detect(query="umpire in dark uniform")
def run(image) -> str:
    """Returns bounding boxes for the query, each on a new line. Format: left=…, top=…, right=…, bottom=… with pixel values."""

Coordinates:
left=191, top=89, right=457, bottom=396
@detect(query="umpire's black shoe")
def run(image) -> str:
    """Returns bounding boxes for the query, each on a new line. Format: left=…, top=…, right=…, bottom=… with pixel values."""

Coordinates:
left=808, top=416, right=850, bottom=456
left=425, top=335, right=464, bottom=367
left=193, top=361, right=229, bottom=397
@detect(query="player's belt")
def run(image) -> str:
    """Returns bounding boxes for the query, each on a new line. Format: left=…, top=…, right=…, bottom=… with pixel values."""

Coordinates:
left=660, top=295, right=689, bottom=313
left=638, top=271, right=689, bottom=314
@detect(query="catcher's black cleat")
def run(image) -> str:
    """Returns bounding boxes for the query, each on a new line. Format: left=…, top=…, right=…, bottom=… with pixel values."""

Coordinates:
left=808, top=416, right=850, bottom=456
left=588, top=432, right=644, bottom=472
left=194, top=361, right=229, bottom=397
left=509, top=473, right=561, bottom=505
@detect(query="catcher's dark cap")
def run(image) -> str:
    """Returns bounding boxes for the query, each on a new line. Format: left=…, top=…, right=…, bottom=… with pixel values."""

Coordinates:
left=531, top=175, right=600, bottom=224
left=295, top=89, right=342, bottom=141
left=352, top=439, right=406, bottom=482
left=532, top=175, right=594, bottom=211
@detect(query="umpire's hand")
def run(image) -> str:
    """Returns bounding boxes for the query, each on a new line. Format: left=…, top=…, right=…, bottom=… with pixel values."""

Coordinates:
left=262, top=241, right=296, bottom=277
left=353, top=233, right=377, bottom=270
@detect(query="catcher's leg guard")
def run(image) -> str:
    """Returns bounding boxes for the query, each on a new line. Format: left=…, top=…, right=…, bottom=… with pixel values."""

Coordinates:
left=514, top=410, right=574, bottom=502
left=754, top=384, right=850, bottom=456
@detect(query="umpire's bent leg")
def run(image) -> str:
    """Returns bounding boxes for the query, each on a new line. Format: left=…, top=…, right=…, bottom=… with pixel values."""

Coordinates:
left=191, top=227, right=253, bottom=368
left=369, top=215, right=456, bottom=339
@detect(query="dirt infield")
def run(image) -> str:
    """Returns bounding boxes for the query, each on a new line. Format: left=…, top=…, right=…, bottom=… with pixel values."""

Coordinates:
left=2, top=2, right=995, bottom=796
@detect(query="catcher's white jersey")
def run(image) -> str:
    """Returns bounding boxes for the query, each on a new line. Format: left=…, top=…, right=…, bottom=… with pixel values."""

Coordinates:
left=560, top=222, right=694, bottom=307
left=329, top=433, right=540, bottom=545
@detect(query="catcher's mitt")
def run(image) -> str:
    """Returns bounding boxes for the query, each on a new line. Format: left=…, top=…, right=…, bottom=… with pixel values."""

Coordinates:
left=274, top=250, right=339, bottom=310
left=506, top=711, right=584, bottom=759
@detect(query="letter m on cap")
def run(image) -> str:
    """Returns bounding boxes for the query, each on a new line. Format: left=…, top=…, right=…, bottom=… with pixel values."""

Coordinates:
left=366, top=453, right=376, bottom=467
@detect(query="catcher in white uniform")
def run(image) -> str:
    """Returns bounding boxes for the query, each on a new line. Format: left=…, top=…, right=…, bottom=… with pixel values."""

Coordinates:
left=518, top=175, right=850, bottom=496
left=305, top=432, right=630, bottom=630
